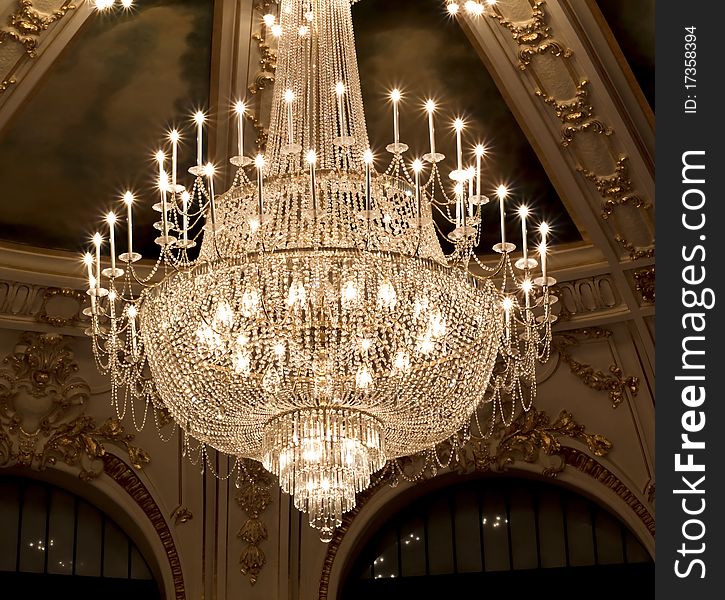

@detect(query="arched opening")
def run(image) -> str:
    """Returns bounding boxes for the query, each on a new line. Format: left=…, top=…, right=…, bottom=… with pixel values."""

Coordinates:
left=340, top=476, right=653, bottom=599
left=0, top=475, right=161, bottom=599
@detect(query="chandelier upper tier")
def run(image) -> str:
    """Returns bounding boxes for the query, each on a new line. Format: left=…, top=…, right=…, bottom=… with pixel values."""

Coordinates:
left=83, top=0, right=556, bottom=541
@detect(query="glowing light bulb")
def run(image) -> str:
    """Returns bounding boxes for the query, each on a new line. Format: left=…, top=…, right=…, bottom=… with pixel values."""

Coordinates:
left=255, top=154, right=265, bottom=169
left=390, top=88, right=402, bottom=103
left=496, top=184, right=508, bottom=199
left=335, top=81, right=346, bottom=96
left=454, top=118, right=465, bottom=132
left=465, top=1, right=485, bottom=17
left=127, top=305, right=138, bottom=319
left=425, top=99, right=436, bottom=113
left=475, top=144, right=486, bottom=157
left=377, top=281, right=397, bottom=310
left=155, top=150, right=165, bottom=164
left=106, top=211, right=116, bottom=225
left=263, top=13, right=275, bottom=27
left=412, top=158, right=423, bottom=173
left=203, top=163, right=216, bottom=177
left=123, top=191, right=134, bottom=205
left=271, top=24, right=282, bottom=37
left=306, top=149, right=317, bottom=164
left=356, top=365, right=373, bottom=390
left=363, top=149, right=374, bottom=164
left=83, top=252, right=93, bottom=266
left=447, top=2, right=460, bottom=15
left=234, top=100, right=246, bottom=115
left=121, top=0, right=133, bottom=8
left=518, top=205, right=529, bottom=218
left=194, top=111, right=205, bottom=125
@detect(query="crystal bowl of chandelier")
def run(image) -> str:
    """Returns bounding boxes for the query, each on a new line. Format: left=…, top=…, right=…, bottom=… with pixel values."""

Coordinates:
left=80, top=4, right=556, bottom=542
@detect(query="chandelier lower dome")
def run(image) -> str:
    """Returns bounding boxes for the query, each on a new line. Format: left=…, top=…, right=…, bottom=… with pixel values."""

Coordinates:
left=84, top=0, right=555, bottom=541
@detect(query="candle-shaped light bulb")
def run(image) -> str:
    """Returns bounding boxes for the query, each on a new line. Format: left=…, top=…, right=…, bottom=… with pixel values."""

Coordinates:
left=539, top=222, right=550, bottom=281
left=521, top=278, right=532, bottom=309
left=169, top=129, right=179, bottom=190
left=467, top=166, right=475, bottom=218
left=181, top=190, right=190, bottom=244
left=475, top=144, right=485, bottom=198
left=127, top=304, right=138, bottom=355
left=204, top=163, right=216, bottom=226
left=157, top=151, right=168, bottom=237
left=447, top=1, right=460, bottom=15
left=194, top=111, right=205, bottom=166
left=496, top=184, right=508, bottom=247
left=454, top=118, right=464, bottom=174
left=255, top=154, right=265, bottom=215
left=412, top=159, right=423, bottom=223
left=263, top=13, right=275, bottom=27
left=538, top=242, right=548, bottom=282
left=307, top=149, right=317, bottom=210
left=284, top=89, right=295, bottom=146
left=83, top=252, right=96, bottom=314
left=106, top=212, right=117, bottom=275
left=425, top=100, right=437, bottom=155
left=335, top=82, right=346, bottom=136
left=391, top=89, right=401, bottom=144
left=518, top=205, right=529, bottom=263
left=92, top=233, right=102, bottom=293
left=502, top=295, right=513, bottom=340
left=123, top=191, right=134, bottom=258
left=271, top=23, right=281, bottom=37
left=363, top=149, right=373, bottom=212
left=454, top=182, right=463, bottom=228
left=234, top=101, right=246, bottom=157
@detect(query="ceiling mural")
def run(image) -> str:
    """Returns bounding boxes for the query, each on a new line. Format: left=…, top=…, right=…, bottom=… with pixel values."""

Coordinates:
left=0, top=0, right=212, bottom=256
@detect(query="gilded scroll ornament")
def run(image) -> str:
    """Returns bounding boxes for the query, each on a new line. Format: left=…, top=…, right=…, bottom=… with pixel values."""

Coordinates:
left=0, top=332, right=149, bottom=480
left=552, top=327, right=640, bottom=408
left=633, top=267, right=655, bottom=304
left=236, top=458, right=274, bottom=585
left=0, top=0, right=76, bottom=57
left=485, top=0, right=653, bottom=260
left=36, top=286, right=88, bottom=328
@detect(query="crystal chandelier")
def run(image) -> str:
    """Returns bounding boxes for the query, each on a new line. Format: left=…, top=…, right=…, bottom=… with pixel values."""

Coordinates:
left=82, top=0, right=556, bottom=541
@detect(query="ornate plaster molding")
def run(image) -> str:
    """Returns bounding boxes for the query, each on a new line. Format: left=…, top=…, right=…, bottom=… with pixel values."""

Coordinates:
left=632, top=266, right=655, bottom=305
left=0, top=278, right=89, bottom=331
left=553, top=273, right=625, bottom=322
left=552, top=327, right=639, bottom=408
left=481, top=0, right=654, bottom=261
left=103, top=453, right=186, bottom=600
left=236, top=458, right=274, bottom=585
left=0, top=331, right=149, bottom=479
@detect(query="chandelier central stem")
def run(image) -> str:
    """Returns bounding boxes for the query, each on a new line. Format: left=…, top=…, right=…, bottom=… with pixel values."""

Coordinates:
left=266, top=0, right=369, bottom=175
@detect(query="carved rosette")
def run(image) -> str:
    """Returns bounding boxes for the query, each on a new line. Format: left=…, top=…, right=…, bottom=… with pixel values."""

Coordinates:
left=236, top=459, right=274, bottom=585
left=0, top=332, right=149, bottom=480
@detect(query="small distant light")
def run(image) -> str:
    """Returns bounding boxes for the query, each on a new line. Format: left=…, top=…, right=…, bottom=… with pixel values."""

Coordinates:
left=412, top=158, right=423, bottom=173
left=539, top=221, right=550, bottom=235
left=94, top=0, right=114, bottom=11
left=284, top=89, right=295, bottom=103
left=453, top=117, right=465, bottom=132
left=424, top=99, right=436, bottom=113
left=496, top=184, right=508, bottom=199
left=298, top=25, right=309, bottom=37
left=363, top=149, right=374, bottom=165
left=235, top=100, right=246, bottom=115
left=271, top=24, right=282, bottom=37
left=93, top=232, right=102, bottom=246
left=193, top=111, right=205, bottom=125
left=335, top=81, right=346, bottom=96
left=155, top=150, right=165, bottom=164
left=306, top=149, right=317, bottom=164
left=475, top=144, right=486, bottom=157
left=83, top=252, right=94, bottom=266
left=123, top=191, right=134, bottom=205
left=521, top=279, right=533, bottom=294
left=518, top=205, right=529, bottom=218
left=203, top=163, right=216, bottom=177
left=447, top=2, right=460, bottom=16
left=390, top=89, right=402, bottom=103
left=106, top=211, right=116, bottom=225
left=255, top=154, right=265, bottom=169
left=127, top=305, right=138, bottom=319
left=262, top=13, right=276, bottom=27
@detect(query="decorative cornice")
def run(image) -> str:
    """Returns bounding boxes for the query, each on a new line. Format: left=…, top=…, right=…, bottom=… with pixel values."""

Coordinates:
left=0, top=331, right=149, bottom=479
left=560, top=446, right=655, bottom=536
left=0, top=279, right=89, bottom=331
left=552, top=327, right=639, bottom=408
left=103, top=453, right=186, bottom=600
left=236, top=458, right=274, bottom=585
left=0, top=0, right=76, bottom=57
left=553, top=273, right=624, bottom=322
